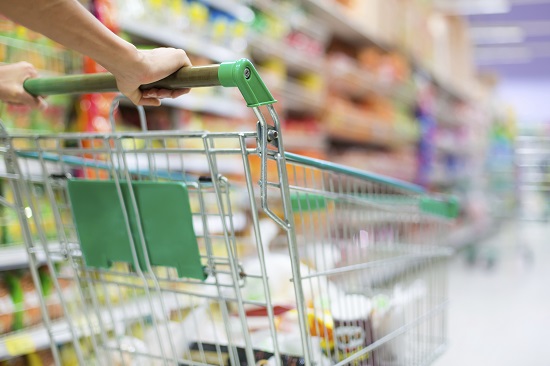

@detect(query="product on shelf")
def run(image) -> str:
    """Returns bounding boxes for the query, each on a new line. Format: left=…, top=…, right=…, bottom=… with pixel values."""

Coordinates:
left=0, top=266, right=72, bottom=339
left=5, top=271, right=41, bottom=330
left=38, top=267, right=63, bottom=321
left=116, top=0, right=248, bottom=52
left=0, top=357, right=27, bottom=366
left=0, top=278, right=14, bottom=334
left=26, top=350, right=55, bottom=366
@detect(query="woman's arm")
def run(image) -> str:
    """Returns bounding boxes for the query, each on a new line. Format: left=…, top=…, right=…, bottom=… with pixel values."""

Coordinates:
left=0, top=0, right=191, bottom=105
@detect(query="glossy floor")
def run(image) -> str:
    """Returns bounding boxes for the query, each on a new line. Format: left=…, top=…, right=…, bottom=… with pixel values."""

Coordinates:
left=435, top=221, right=550, bottom=365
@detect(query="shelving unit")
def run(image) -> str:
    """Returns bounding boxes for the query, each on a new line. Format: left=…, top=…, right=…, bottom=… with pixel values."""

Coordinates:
left=0, top=294, right=185, bottom=360
left=161, top=94, right=248, bottom=119
left=0, top=244, right=62, bottom=271
left=300, top=0, right=389, bottom=48
left=247, top=33, right=324, bottom=73
left=118, top=19, right=246, bottom=63
left=326, top=111, right=394, bottom=147
left=200, top=0, right=255, bottom=22
left=329, top=61, right=416, bottom=105
left=283, top=80, right=325, bottom=113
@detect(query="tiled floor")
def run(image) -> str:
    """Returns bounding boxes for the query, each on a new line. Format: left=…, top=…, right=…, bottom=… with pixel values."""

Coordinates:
left=434, top=221, right=550, bottom=365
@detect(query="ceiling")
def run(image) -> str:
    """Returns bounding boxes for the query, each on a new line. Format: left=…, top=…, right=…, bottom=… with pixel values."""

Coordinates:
left=467, top=0, right=550, bottom=79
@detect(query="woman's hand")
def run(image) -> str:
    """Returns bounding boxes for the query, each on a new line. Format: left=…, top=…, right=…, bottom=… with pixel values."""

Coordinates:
left=0, top=62, right=47, bottom=109
left=109, top=47, right=192, bottom=106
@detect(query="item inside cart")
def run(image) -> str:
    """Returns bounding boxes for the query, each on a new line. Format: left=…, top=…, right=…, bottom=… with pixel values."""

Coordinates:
left=0, top=59, right=457, bottom=365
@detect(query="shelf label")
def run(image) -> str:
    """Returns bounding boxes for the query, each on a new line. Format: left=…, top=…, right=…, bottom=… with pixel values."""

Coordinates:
left=5, top=334, right=36, bottom=356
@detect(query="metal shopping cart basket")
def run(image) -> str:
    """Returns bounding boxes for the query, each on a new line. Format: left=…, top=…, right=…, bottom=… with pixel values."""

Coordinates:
left=0, top=59, right=458, bottom=366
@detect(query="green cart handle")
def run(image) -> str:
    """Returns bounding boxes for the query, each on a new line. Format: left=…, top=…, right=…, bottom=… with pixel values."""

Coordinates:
left=23, top=58, right=276, bottom=108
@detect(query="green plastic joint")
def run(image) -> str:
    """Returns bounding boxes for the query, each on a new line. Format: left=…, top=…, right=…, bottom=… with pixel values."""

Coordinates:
left=420, top=196, right=460, bottom=219
left=218, top=58, right=277, bottom=107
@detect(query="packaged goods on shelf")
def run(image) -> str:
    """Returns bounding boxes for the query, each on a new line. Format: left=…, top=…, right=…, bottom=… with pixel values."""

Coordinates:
left=333, top=148, right=418, bottom=183
left=6, top=272, right=42, bottom=331
left=115, top=0, right=249, bottom=59
left=0, top=184, right=58, bottom=247
left=0, top=267, right=68, bottom=336
left=0, top=279, right=14, bottom=335
left=283, top=116, right=328, bottom=156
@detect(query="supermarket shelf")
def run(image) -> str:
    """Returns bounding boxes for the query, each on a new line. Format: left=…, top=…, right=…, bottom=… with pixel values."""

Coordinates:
left=330, top=61, right=416, bottom=104
left=119, top=18, right=245, bottom=63
left=301, top=0, right=389, bottom=49
left=0, top=36, right=77, bottom=77
left=428, top=72, right=472, bottom=104
left=301, top=0, right=472, bottom=103
left=283, top=132, right=328, bottom=152
left=435, top=143, right=469, bottom=156
left=434, top=108, right=463, bottom=127
left=283, top=81, right=325, bottom=113
left=0, top=243, right=64, bottom=271
left=0, top=294, right=186, bottom=360
left=201, top=0, right=255, bottom=23
left=248, top=33, right=324, bottom=73
left=160, top=94, right=249, bottom=119
left=249, top=0, right=329, bottom=40
left=428, top=172, right=470, bottom=188
left=326, top=107, right=417, bottom=148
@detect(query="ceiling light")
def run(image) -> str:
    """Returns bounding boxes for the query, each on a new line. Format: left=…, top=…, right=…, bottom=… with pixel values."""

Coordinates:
left=436, top=0, right=511, bottom=15
left=475, top=45, right=532, bottom=64
left=470, top=26, right=525, bottom=44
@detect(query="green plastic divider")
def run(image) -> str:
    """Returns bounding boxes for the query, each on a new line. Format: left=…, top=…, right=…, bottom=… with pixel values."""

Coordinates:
left=420, top=196, right=460, bottom=219
left=291, top=193, right=327, bottom=212
left=68, top=180, right=205, bottom=280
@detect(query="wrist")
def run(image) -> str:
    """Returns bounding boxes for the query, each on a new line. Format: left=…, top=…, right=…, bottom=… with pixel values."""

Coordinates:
left=100, top=41, right=143, bottom=80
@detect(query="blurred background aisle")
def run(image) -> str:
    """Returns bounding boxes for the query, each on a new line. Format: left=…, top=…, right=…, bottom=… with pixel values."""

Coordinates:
left=437, top=221, right=550, bottom=365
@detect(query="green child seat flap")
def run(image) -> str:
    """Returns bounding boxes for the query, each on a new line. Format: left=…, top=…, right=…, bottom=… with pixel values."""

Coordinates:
left=67, top=180, right=205, bottom=280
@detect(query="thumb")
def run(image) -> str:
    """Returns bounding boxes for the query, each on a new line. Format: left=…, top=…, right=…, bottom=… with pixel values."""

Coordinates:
left=37, top=96, right=48, bottom=111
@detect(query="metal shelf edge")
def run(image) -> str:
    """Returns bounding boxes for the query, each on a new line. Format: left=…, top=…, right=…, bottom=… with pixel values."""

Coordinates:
left=0, top=294, right=186, bottom=360
left=119, top=19, right=245, bottom=63
left=160, top=95, right=249, bottom=118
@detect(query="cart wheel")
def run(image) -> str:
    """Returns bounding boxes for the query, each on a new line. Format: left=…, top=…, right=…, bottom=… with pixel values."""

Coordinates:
left=464, top=244, right=478, bottom=265
left=482, top=247, right=499, bottom=270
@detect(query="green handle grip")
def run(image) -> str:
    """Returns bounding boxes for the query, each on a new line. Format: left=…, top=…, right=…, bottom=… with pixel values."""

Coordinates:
left=23, top=64, right=221, bottom=95
left=23, top=58, right=276, bottom=108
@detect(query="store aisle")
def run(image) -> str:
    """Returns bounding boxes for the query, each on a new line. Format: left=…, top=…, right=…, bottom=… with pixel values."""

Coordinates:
left=435, top=221, right=550, bottom=365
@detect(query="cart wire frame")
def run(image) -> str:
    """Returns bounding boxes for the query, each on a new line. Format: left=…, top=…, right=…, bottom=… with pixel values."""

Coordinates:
left=0, top=59, right=456, bottom=366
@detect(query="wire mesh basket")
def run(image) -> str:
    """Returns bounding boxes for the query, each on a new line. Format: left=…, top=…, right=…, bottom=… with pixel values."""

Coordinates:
left=0, top=59, right=457, bottom=366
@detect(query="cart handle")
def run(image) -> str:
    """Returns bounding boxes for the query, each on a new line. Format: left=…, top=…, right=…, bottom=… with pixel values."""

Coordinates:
left=23, top=58, right=276, bottom=108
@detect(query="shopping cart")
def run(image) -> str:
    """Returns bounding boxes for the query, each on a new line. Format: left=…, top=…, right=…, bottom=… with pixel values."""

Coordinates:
left=0, top=59, right=457, bottom=365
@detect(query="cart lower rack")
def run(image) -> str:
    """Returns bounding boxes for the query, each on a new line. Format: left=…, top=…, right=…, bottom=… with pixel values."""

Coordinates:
left=0, top=59, right=457, bottom=366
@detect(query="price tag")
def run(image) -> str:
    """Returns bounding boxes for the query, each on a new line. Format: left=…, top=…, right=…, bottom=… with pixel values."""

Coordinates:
left=5, top=334, right=36, bottom=356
